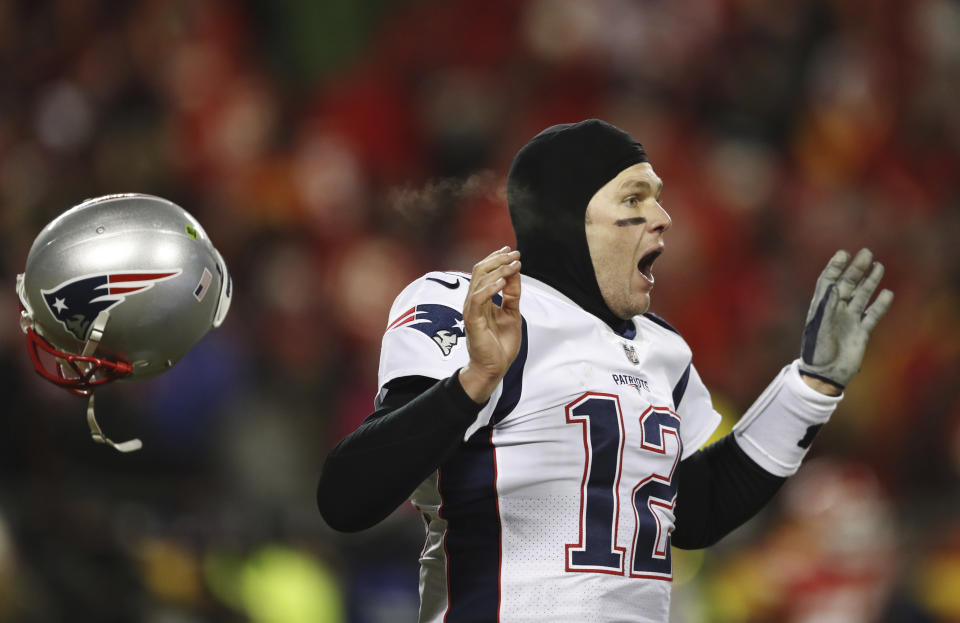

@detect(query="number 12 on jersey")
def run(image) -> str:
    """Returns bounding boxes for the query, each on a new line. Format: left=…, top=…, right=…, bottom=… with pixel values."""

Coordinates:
left=564, top=392, right=682, bottom=580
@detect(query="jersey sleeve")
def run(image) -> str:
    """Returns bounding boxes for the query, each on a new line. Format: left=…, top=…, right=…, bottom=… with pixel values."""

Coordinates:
left=675, top=363, right=722, bottom=460
left=378, top=272, right=472, bottom=386
left=377, top=272, right=502, bottom=440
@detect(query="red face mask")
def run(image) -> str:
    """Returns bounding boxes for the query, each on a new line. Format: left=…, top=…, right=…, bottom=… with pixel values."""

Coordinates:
left=24, top=327, right=132, bottom=396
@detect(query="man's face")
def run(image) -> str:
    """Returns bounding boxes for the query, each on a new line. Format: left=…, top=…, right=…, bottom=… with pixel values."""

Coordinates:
left=585, top=162, right=671, bottom=319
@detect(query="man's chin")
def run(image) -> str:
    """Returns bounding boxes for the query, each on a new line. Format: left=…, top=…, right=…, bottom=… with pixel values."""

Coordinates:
left=612, top=294, right=651, bottom=319
left=632, top=299, right=651, bottom=318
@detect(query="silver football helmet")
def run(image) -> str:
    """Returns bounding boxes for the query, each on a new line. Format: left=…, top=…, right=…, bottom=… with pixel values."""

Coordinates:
left=16, top=193, right=232, bottom=451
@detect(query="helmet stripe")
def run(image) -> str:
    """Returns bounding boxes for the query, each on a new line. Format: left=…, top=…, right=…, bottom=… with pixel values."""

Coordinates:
left=108, top=272, right=179, bottom=283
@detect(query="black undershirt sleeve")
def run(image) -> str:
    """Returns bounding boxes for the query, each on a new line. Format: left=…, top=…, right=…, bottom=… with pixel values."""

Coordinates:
left=671, top=434, right=787, bottom=549
left=317, top=373, right=484, bottom=532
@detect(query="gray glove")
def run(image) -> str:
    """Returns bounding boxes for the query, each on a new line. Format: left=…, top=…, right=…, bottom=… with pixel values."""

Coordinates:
left=799, top=248, right=894, bottom=389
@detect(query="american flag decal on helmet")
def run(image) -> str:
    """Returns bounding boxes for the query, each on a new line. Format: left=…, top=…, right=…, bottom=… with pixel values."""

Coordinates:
left=41, top=270, right=182, bottom=341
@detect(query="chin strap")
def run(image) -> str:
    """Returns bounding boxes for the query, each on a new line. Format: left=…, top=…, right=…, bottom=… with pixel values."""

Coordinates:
left=81, top=311, right=143, bottom=453
left=86, top=394, right=142, bottom=453
left=80, top=311, right=109, bottom=358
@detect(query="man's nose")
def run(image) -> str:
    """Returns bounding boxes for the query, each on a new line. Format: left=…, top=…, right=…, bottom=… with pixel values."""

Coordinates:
left=649, top=203, right=672, bottom=234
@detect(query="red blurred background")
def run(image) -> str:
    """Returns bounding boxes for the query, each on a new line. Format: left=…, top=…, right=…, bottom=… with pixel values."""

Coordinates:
left=1, top=1, right=959, bottom=621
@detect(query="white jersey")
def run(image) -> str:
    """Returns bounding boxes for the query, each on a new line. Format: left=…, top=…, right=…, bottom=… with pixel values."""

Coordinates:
left=378, top=272, right=722, bottom=623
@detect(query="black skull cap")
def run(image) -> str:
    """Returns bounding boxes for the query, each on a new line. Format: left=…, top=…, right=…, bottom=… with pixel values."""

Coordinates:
left=506, top=119, right=648, bottom=331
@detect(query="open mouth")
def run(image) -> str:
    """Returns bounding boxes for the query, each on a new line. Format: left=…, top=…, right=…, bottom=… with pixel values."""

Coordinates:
left=637, top=247, right=663, bottom=284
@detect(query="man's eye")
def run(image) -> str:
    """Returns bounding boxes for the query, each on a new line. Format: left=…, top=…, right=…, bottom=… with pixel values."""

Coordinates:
left=624, top=196, right=640, bottom=208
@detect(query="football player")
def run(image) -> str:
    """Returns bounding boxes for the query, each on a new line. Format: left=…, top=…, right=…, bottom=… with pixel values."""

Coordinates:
left=317, top=120, right=892, bottom=622
left=16, top=194, right=232, bottom=451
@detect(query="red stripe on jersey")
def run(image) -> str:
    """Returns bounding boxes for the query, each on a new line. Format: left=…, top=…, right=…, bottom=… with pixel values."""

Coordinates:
left=492, top=426, right=502, bottom=621
left=387, top=306, right=417, bottom=329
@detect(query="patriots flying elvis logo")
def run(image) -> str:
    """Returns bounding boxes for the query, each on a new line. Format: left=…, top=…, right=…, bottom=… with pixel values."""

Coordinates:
left=388, top=304, right=465, bottom=356
left=41, top=270, right=182, bottom=341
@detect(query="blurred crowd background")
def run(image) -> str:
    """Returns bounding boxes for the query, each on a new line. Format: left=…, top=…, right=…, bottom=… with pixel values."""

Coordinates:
left=1, top=0, right=959, bottom=621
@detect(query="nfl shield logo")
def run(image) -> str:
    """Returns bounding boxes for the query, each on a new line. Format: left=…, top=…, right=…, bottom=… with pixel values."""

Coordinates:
left=622, top=342, right=639, bottom=365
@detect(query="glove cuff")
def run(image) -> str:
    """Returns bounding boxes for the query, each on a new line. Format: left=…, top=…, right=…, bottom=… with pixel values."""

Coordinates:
left=797, top=365, right=846, bottom=390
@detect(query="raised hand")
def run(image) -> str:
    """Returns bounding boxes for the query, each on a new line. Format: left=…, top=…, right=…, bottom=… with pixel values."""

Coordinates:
left=799, top=248, right=894, bottom=391
left=458, top=246, right=523, bottom=403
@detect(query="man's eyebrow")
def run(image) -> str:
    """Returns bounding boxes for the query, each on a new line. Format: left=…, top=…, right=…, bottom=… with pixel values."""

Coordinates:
left=615, top=216, right=647, bottom=227
left=618, top=179, right=664, bottom=197
left=618, top=179, right=652, bottom=193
